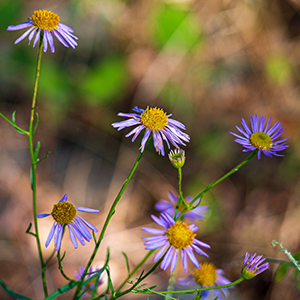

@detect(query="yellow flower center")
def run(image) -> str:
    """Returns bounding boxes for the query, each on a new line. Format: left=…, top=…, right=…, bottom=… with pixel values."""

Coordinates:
left=140, top=107, right=169, bottom=131
left=194, top=262, right=217, bottom=286
left=51, top=202, right=76, bottom=225
left=30, top=10, right=60, bottom=31
left=249, top=132, right=272, bottom=150
left=166, top=221, right=195, bottom=249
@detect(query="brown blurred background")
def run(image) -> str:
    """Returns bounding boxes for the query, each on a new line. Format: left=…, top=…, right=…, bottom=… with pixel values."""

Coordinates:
left=1, top=0, right=300, bottom=299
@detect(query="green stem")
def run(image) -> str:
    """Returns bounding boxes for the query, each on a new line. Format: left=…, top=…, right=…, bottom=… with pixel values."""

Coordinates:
left=115, top=250, right=154, bottom=294
left=28, top=37, right=48, bottom=297
left=73, top=150, right=144, bottom=299
left=135, top=277, right=244, bottom=295
left=165, top=266, right=177, bottom=299
left=176, top=150, right=258, bottom=220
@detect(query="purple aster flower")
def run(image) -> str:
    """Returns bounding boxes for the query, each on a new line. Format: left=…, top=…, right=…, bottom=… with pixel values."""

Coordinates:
left=36, top=194, right=99, bottom=251
left=230, top=115, right=289, bottom=159
left=7, top=9, right=78, bottom=53
left=142, top=213, right=210, bottom=273
left=74, top=266, right=103, bottom=296
left=155, top=192, right=209, bottom=221
left=111, top=106, right=190, bottom=156
left=178, top=262, right=232, bottom=299
left=241, top=252, right=269, bottom=279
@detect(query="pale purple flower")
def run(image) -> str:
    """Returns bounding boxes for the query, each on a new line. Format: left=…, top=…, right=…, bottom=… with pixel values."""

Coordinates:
left=37, top=194, right=99, bottom=251
left=230, top=115, right=289, bottom=159
left=142, top=213, right=210, bottom=273
left=74, top=266, right=103, bottom=296
left=178, top=262, right=232, bottom=299
left=7, top=9, right=78, bottom=53
left=155, top=192, right=208, bottom=221
left=111, top=106, right=189, bottom=156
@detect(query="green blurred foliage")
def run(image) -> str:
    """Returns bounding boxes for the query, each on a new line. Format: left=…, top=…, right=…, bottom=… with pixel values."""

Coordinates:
left=0, top=0, right=23, bottom=30
left=265, top=54, right=292, bottom=85
left=160, top=83, right=193, bottom=117
left=148, top=3, right=204, bottom=51
left=39, top=59, right=72, bottom=107
left=196, top=129, right=231, bottom=165
left=80, top=56, right=128, bottom=105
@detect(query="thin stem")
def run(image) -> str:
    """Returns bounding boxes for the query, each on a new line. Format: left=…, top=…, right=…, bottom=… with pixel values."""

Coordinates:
left=135, top=277, right=244, bottom=295
left=28, top=36, right=48, bottom=297
left=73, top=150, right=144, bottom=299
left=115, top=250, right=154, bottom=294
left=176, top=150, right=258, bottom=220
left=165, top=267, right=177, bottom=299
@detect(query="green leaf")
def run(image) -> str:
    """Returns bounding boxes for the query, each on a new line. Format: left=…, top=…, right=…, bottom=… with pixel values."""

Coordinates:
left=36, top=151, right=50, bottom=164
left=12, top=111, right=26, bottom=134
left=44, top=281, right=78, bottom=300
left=275, top=264, right=288, bottom=282
left=293, top=269, right=299, bottom=281
left=293, top=251, right=300, bottom=261
left=122, top=251, right=130, bottom=275
left=297, top=279, right=300, bottom=290
left=25, top=223, right=36, bottom=237
left=92, top=231, right=97, bottom=244
left=0, top=278, right=33, bottom=300
left=34, top=141, right=41, bottom=163
left=33, top=113, right=39, bottom=134
left=61, top=251, right=66, bottom=261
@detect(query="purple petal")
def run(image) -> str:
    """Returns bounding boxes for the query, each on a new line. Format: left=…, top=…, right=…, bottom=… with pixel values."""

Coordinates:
left=77, top=215, right=98, bottom=232
left=33, top=28, right=40, bottom=47
left=68, top=225, right=78, bottom=249
left=45, top=223, right=56, bottom=247
left=161, top=247, right=174, bottom=270
left=59, top=194, right=68, bottom=203
left=36, top=213, right=51, bottom=218
left=153, top=244, right=169, bottom=261
left=142, top=227, right=165, bottom=235
left=76, top=207, right=99, bottom=213
left=7, top=22, right=32, bottom=31
left=14, top=27, right=35, bottom=44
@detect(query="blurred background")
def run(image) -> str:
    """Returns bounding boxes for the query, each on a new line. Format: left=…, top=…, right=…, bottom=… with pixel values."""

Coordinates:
left=0, top=0, right=300, bottom=299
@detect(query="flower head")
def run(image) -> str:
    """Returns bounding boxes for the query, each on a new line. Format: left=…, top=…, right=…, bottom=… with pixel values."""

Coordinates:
left=169, top=148, right=186, bottom=168
left=241, top=252, right=269, bottom=279
left=230, top=115, right=289, bottom=159
left=111, top=106, right=189, bottom=156
left=142, top=213, right=210, bottom=273
left=7, top=9, right=78, bottom=53
left=178, top=262, right=232, bottom=299
left=37, top=194, right=99, bottom=251
left=155, top=192, right=208, bottom=221
left=74, top=266, right=103, bottom=296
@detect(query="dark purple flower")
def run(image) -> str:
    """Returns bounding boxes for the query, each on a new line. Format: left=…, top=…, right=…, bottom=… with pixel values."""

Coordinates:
left=230, top=115, right=288, bottom=159
left=242, top=252, right=269, bottom=279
